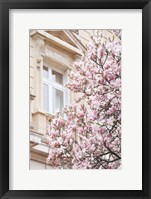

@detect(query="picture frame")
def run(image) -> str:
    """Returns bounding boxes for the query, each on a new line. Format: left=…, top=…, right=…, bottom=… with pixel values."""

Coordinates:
left=0, top=0, right=150, bottom=198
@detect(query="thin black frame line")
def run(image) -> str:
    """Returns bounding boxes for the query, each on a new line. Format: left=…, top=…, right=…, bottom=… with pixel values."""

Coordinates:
left=142, top=2, right=150, bottom=196
left=0, top=0, right=151, bottom=199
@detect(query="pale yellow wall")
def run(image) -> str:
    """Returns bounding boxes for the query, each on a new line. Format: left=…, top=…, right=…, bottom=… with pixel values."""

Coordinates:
left=77, top=30, right=119, bottom=48
left=78, top=30, right=93, bottom=47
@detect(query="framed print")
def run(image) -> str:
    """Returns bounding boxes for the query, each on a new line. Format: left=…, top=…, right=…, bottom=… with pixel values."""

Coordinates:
left=0, top=0, right=151, bottom=198
left=29, top=28, right=122, bottom=171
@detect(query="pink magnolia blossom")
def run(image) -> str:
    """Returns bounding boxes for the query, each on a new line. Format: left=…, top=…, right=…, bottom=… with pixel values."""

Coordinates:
left=47, top=30, right=121, bottom=169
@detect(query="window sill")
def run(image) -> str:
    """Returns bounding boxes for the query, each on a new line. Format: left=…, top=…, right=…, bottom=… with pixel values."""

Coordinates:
left=32, top=110, right=55, bottom=119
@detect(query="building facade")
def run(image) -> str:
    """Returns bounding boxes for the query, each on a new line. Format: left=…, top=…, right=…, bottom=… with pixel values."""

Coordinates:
left=30, top=30, right=90, bottom=169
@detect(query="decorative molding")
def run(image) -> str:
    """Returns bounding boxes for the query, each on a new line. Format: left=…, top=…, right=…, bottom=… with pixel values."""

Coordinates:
left=37, top=57, right=43, bottom=69
left=31, top=30, right=83, bottom=55
left=32, top=110, right=54, bottom=119
left=64, top=30, right=87, bottom=52
left=30, top=133, right=42, bottom=144
left=30, top=94, right=36, bottom=100
left=45, top=44, right=71, bottom=66
left=34, top=35, right=45, bottom=57
left=43, top=55, right=72, bottom=71
left=73, top=54, right=81, bottom=62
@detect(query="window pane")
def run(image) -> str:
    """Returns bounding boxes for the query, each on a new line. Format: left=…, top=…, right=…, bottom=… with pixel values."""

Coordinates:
left=43, top=84, right=49, bottom=112
left=43, top=66, right=48, bottom=79
left=52, top=70, right=63, bottom=85
left=52, top=88, right=64, bottom=113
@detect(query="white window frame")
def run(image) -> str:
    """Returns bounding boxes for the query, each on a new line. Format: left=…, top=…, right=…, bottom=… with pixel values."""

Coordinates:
left=42, top=64, right=68, bottom=115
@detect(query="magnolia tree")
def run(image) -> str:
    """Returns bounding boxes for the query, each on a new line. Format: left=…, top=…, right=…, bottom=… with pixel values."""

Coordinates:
left=46, top=30, right=121, bottom=169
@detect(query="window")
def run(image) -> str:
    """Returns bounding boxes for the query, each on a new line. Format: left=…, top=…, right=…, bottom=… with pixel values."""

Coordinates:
left=42, top=65, right=67, bottom=115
